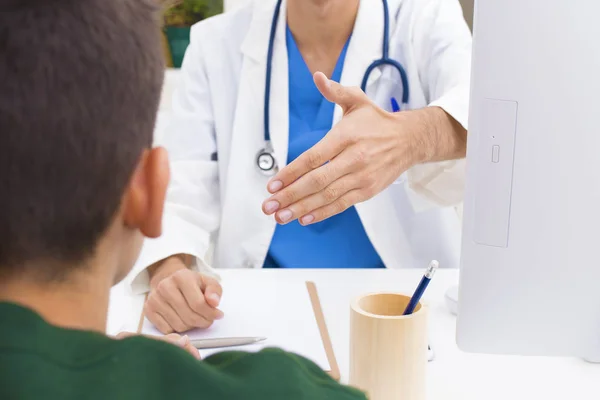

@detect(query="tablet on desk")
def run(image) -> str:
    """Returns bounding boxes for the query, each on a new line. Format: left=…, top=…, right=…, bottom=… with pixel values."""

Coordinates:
left=138, top=280, right=340, bottom=380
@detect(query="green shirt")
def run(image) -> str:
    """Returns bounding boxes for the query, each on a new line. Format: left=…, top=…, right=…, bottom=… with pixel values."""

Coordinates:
left=0, top=303, right=365, bottom=400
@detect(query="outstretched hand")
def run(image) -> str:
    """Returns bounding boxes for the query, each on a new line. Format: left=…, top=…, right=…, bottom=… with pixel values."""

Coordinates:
left=262, top=72, right=424, bottom=225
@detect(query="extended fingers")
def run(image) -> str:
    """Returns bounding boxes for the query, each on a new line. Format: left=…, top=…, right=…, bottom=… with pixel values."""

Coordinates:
left=301, top=189, right=366, bottom=225
left=264, top=150, right=364, bottom=223
left=263, top=162, right=340, bottom=222
left=265, top=133, right=346, bottom=196
left=277, top=174, right=359, bottom=226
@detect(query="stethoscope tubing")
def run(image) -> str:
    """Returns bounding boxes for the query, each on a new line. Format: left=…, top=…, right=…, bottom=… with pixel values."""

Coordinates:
left=259, top=0, right=410, bottom=175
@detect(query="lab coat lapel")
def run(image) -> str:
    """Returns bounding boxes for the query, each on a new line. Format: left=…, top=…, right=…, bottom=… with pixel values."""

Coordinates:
left=333, top=0, right=385, bottom=124
left=240, top=0, right=289, bottom=171
left=235, top=0, right=288, bottom=267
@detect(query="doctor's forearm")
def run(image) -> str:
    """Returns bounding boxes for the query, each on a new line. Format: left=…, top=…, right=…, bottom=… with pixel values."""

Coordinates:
left=401, top=106, right=467, bottom=165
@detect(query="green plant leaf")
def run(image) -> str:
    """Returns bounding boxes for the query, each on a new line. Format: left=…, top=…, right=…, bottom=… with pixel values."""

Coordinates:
left=163, top=0, right=223, bottom=26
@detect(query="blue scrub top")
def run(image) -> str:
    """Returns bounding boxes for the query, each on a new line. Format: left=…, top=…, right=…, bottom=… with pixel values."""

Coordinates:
left=264, top=27, right=384, bottom=269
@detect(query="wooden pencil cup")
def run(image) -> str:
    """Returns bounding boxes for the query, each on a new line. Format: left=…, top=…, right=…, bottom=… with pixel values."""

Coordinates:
left=349, top=293, right=428, bottom=400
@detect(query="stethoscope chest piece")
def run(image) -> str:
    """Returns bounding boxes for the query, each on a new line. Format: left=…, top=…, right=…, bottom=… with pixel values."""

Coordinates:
left=256, top=145, right=278, bottom=176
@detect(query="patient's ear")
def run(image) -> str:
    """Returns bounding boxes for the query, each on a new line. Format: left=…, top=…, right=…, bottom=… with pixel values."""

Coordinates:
left=122, top=147, right=170, bottom=238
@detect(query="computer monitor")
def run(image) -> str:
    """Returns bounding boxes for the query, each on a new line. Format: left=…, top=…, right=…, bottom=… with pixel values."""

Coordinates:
left=456, top=0, right=600, bottom=361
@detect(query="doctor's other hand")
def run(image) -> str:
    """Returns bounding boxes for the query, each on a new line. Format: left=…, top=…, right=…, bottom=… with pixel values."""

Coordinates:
left=144, top=255, right=224, bottom=334
left=262, top=71, right=466, bottom=225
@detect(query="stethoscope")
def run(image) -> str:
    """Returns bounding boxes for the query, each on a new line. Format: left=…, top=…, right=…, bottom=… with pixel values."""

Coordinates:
left=256, top=0, right=410, bottom=176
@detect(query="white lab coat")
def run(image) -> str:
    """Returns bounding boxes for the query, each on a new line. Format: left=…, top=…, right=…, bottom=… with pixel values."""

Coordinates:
left=129, top=0, right=472, bottom=293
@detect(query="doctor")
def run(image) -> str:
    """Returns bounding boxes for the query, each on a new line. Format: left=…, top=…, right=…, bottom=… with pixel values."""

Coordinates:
left=131, top=0, right=471, bottom=334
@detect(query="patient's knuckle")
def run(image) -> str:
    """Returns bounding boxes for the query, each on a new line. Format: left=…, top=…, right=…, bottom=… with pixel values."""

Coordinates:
left=156, top=280, right=171, bottom=297
left=190, top=298, right=206, bottom=314
left=169, top=318, right=186, bottom=332
left=161, top=326, right=174, bottom=335
left=182, top=314, right=197, bottom=327
left=199, top=319, right=214, bottom=329
left=190, top=314, right=205, bottom=327
left=143, top=300, right=154, bottom=315
left=154, top=322, right=170, bottom=335
left=172, top=271, right=185, bottom=284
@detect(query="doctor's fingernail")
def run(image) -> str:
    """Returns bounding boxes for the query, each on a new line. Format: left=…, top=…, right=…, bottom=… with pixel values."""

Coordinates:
left=278, top=209, right=293, bottom=223
left=264, top=200, right=280, bottom=214
left=268, top=180, right=283, bottom=192
left=300, top=215, right=314, bottom=225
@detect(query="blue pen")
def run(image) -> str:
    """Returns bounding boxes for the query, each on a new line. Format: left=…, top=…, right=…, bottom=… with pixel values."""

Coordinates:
left=390, top=97, right=400, bottom=113
left=403, top=260, right=439, bottom=315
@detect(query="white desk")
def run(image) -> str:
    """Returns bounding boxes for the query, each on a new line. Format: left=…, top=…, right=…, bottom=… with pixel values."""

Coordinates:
left=108, top=269, right=600, bottom=400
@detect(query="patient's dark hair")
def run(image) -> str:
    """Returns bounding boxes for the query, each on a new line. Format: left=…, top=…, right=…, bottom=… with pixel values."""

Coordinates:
left=0, top=0, right=164, bottom=279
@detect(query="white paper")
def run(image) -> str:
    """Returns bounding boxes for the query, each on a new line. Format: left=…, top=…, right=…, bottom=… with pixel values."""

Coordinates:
left=141, top=278, right=330, bottom=371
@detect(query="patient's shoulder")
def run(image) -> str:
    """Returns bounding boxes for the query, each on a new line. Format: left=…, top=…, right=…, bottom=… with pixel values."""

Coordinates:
left=116, top=341, right=366, bottom=400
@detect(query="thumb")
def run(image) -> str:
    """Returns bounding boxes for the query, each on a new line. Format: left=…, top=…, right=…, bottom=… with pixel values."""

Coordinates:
left=313, top=71, right=368, bottom=112
left=177, top=335, right=190, bottom=348
left=199, top=274, right=222, bottom=308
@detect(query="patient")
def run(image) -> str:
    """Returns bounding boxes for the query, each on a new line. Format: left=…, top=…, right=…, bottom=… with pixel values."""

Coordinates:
left=0, top=0, right=364, bottom=398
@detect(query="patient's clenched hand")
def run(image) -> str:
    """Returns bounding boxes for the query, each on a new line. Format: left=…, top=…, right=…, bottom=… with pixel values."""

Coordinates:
left=144, top=256, right=224, bottom=334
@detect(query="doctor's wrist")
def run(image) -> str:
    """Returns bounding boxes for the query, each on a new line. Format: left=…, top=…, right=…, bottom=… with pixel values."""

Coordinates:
left=148, top=254, right=191, bottom=289
left=406, top=106, right=467, bottom=164
left=390, top=108, right=433, bottom=167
